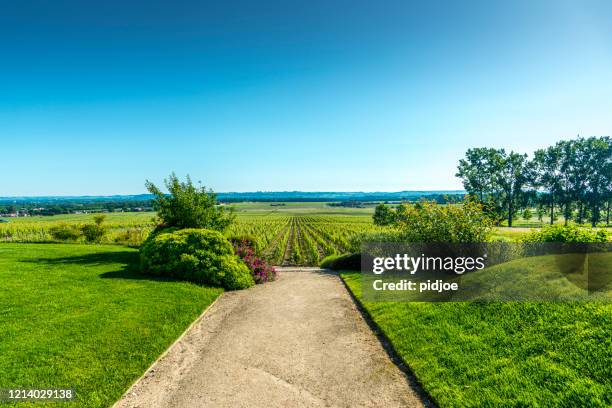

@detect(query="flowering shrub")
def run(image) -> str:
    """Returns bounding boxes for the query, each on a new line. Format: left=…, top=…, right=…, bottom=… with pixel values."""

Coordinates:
left=233, top=239, right=277, bottom=284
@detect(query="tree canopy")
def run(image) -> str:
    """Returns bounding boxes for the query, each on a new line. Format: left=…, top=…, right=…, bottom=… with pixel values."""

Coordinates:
left=456, top=136, right=612, bottom=227
left=145, top=173, right=234, bottom=231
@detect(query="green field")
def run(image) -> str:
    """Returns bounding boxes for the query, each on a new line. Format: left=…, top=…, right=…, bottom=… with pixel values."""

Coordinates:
left=0, top=202, right=544, bottom=266
left=0, top=243, right=222, bottom=407
left=5, top=202, right=609, bottom=267
left=0, top=212, right=155, bottom=245
left=0, top=203, right=388, bottom=265
left=341, top=254, right=612, bottom=407
left=1, top=204, right=610, bottom=407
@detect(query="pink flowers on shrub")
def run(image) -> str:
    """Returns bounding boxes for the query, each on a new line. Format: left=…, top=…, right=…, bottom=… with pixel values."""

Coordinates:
left=233, top=239, right=277, bottom=284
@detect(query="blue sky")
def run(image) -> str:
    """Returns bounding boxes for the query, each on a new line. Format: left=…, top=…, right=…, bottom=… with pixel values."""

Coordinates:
left=1, top=0, right=611, bottom=195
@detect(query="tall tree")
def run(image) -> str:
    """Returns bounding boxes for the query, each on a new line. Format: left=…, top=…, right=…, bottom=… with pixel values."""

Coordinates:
left=556, top=139, right=578, bottom=225
left=581, top=136, right=612, bottom=226
left=532, top=145, right=562, bottom=224
left=455, top=148, right=498, bottom=201
left=492, top=150, right=529, bottom=227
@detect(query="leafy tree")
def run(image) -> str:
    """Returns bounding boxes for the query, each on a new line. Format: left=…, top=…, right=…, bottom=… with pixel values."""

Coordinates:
left=457, top=136, right=611, bottom=228
left=492, top=150, right=529, bottom=227
left=522, top=208, right=532, bottom=221
left=536, top=205, right=546, bottom=222
left=373, top=203, right=395, bottom=226
left=455, top=148, right=498, bottom=201
left=145, top=173, right=234, bottom=231
left=532, top=145, right=563, bottom=224
left=581, top=136, right=611, bottom=226
left=456, top=148, right=529, bottom=226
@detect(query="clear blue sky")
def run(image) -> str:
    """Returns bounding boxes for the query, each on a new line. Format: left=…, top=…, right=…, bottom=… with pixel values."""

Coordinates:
left=1, top=0, right=611, bottom=195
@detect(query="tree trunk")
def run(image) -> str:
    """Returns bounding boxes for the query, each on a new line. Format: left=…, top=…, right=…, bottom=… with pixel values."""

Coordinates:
left=508, top=196, right=513, bottom=228
left=591, top=191, right=600, bottom=227
left=607, top=200, right=610, bottom=226
left=549, top=192, right=554, bottom=225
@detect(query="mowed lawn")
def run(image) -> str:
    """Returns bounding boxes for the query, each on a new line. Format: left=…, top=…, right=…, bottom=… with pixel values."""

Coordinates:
left=0, top=243, right=222, bottom=407
left=341, top=260, right=612, bottom=407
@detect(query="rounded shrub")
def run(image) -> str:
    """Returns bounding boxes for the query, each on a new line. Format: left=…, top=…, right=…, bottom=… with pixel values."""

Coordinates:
left=140, top=228, right=254, bottom=290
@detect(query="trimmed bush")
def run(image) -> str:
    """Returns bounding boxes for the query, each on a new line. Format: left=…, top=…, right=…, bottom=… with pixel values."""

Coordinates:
left=320, top=253, right=361, bottom=271
left=140, top=228, right=254, bottom=290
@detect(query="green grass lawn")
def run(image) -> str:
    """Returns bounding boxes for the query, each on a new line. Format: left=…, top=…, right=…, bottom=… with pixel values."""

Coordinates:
left=0, top=243, right=223, bottom=407
left=341, top=262, right=612, bottom=407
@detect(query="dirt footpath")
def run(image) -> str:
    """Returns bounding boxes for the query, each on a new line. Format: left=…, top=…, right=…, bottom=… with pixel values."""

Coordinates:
left=114, top=268, right=430, bottom=408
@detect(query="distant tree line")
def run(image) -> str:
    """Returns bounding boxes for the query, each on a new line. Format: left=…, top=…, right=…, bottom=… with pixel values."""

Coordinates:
left=0, top=199, right=153, bottom=216
left=456, top=136, right=611, bottom=227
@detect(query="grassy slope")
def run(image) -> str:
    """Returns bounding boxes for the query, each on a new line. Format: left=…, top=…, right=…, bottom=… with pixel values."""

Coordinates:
left=0, top=244, right=222, bottom=408
left=341, top=261, right=612, bottom=407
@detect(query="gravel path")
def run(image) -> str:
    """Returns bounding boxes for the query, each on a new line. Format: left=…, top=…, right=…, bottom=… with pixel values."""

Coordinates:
left=114, top=268, right=430, bottom=408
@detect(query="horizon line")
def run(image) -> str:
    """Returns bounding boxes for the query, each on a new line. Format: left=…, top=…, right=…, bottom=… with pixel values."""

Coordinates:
left=0, top=190, right=466, bottom=199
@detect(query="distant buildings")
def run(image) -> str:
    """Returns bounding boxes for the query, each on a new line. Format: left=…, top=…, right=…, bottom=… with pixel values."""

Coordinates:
left=0, top=206, right=153, bottom=217
left=0, top=209, right=29, bottom=218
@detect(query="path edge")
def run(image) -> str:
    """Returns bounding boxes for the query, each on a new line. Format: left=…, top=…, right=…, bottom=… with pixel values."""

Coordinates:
left=111, top=292, right=225, bottom=408
left=336, top=270, right=438, bottom=408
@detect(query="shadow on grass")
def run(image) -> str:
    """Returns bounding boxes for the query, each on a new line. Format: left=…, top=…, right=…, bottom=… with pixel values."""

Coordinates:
left=21, top=250, right=190, bottom=284
left=23, top=250, right=139, bottom=267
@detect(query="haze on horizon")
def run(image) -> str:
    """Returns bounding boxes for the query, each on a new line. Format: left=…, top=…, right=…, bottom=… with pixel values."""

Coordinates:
left=1, top=0, right=611, bottom=196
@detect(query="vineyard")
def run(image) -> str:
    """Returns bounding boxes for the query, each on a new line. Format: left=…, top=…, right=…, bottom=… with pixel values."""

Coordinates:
left=0, top=212, right=155, bottom=246
left=228, top=215, right=385, bottom=265
left=0, top=204, right=385, bottom=266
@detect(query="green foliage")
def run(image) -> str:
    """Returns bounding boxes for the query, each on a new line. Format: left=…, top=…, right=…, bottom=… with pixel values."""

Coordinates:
left=114, top=228, right=149, bottom=247
left=140, top=228, right=254, bottom=290
left=320, top=253, right=361, bottom=271
left=458, top=136, right=612, bottom=227
left=536, top=205, right=546, bottom=222
left=455, top=147, right=499, bottom=201
left=146, top=173, right=234, bottom=231
left=80, top=224, right=106, bottom=242
left=458, top=148, right=529, bottom=227
left=93, top=214, right=106, bottom=225
left=522, top=208, right=533, bottom=220
left=371, top=201, right=493, bottom=243
left=81, top=215, right=107, bottom=242
left=227, top=234, right=261, bottom=255
left=523, top=224, right=610, bottom=243
left=372, top=203, right=395, bottom=226
left=0, top=212, right=154, bottom=244
left=49, top=222, right=82, bottom=241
